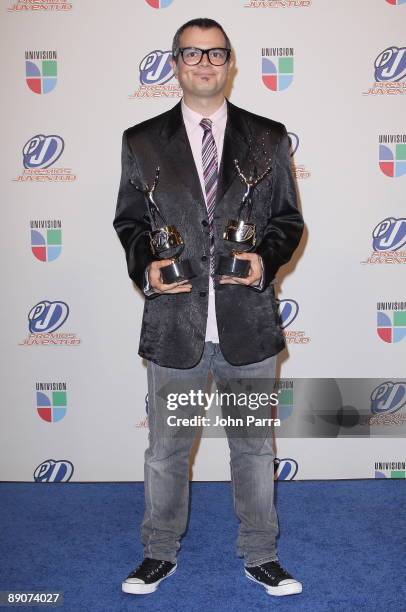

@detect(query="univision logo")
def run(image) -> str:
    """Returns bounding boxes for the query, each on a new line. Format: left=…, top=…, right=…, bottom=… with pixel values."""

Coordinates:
left=370, top=381, right=406, bottom=415
left=274, top=458, right=298, bottom=480
left=25, top=51, right=57, bottom=94
left=262, top=47, right=294, bottom=91
left=145, top=0, right=174, bottom=7
left=31, top=220, right=62, bottom=262
left=379, top=134, right=406, bottom=178
left=36, top=382, right=67, bottom=422
left=376, top=301, right=406, bottom=343
left=34, top=459, right=73, bottom=482
left=374, top=460, right=405, bottom=479
left=275, top=380, right=294, bottom=422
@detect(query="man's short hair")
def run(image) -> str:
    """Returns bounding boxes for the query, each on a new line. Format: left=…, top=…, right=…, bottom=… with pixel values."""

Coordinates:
left=172, top=18, right=232, bottom=61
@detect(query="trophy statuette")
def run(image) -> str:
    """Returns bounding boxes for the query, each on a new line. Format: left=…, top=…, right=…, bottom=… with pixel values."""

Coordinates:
left=135, top=167, right=195, bottom=284
left=215, top=158, right=272, bottom=278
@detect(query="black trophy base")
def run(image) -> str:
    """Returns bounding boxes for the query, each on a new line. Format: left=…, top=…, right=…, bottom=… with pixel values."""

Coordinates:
left=160, top=259, right=196, bottom=284
left=215, top=255, right=251, bottom=278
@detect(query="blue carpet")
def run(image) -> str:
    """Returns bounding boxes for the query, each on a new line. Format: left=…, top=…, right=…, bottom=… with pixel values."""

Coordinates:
left=0, top=481, right=405, bottom=612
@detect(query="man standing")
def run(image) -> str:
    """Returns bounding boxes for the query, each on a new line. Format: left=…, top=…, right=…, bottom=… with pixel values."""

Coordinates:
left=114, top=18, right=304, bottom=598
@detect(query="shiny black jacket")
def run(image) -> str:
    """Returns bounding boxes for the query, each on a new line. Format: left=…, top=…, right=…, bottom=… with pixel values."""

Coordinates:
left=113, top=100, right=304, bottom=368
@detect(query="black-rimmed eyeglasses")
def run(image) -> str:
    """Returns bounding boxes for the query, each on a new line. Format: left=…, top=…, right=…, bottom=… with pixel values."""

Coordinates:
left=176, top=47, right=231, bottom=66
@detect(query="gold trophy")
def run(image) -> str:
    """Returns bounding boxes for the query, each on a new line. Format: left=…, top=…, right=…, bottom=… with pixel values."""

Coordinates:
left=215, top=159, right=272, bottom=278
left=136, top=167, right=195, bottom=284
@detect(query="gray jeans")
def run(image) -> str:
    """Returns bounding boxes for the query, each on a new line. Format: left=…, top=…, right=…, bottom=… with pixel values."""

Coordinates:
left=141, top=341, right=279, bottom=567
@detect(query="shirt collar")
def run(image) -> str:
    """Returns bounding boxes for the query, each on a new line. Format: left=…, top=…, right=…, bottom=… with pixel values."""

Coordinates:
left=181, top=98, right=227, bottom=132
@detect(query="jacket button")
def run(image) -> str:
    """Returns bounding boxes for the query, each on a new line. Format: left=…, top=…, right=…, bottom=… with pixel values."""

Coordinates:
left=199, top=291, right=207, bottom=298
left=201, top=255, right=207, bottom=262
left=201, top=220, right=208, bottom=227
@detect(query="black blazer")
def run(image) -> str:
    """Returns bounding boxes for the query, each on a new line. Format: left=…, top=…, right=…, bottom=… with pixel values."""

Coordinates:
left=113, top=100, right=304, bottom=368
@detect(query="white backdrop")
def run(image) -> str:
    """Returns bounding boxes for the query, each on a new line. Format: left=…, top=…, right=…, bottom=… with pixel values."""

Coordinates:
left=1, top=0, right=405, bottom=482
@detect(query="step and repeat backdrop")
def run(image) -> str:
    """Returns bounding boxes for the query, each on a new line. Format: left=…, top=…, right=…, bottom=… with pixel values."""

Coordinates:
left=1, top=0, right=405, bottom=482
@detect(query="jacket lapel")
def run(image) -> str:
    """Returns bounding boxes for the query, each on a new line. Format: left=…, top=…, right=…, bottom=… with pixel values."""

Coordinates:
left=216, top=100, right=251, bottom=205
left=159, top=99, right=252, bottom=216
left=160, top=101, right=207, bottom=217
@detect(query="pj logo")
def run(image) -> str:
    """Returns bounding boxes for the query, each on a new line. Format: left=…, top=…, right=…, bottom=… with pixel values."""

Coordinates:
left=370, top=381, right=406, bottom=415
left=372, top=218, right=406, bottom=251
left=139, top=50, right=173, bottom=85
left=23, top=134, right=64, bottom=169
left=28, top=301, right=69, bottom=334
left=279, top=299, right=299, bottom=329
left=130, top=49, right=182, bottom=99
left=279, top=299, right=311, bottom=345
left=20, top=300, right=80, bottom=346
left=34, top=460, right=73, bottom=482
left=375, top=46, right=406, bottom=82
left=274, top=458, right=298, bottom=480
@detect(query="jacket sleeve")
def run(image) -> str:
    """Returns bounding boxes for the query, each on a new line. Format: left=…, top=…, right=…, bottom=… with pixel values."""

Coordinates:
left=113, top=130, right=158, bottom=295
left=255, top=125, right=304, bottom=289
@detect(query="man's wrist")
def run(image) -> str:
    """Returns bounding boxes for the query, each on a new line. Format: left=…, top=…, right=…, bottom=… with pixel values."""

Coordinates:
left=143, top=265, right=157, bottom=296
left=250, top=255, right=265, bottom=291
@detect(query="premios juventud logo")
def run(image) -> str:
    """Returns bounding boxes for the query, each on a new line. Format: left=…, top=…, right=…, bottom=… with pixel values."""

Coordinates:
left=279, top=299, right=311, bottom=345
left=363, top=46, right=406, bottom=95
left=357, top=381, right=406, bottom=428
left=361, top=217, right=406, bottom=265
left=129, top=49, right=182, bottom=99
left=274, top=458, right=298, bottom=480
left=288, top=132, right=311, bottom=180
left=13, top=134, right=76, bottom=182
left=19, top=300, right=81, bottom=346
left=8, top=1, right=72, bottom=11
left=368, top=381, right=406, bottom=428
left=34, top=458, right=74, bottom=482
left=244, top=1, right=311, bottom=7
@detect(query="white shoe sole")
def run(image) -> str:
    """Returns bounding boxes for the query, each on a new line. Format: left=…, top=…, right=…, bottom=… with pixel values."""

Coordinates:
left=122, top=564, right=177, bottom=595
left=245, top=570, right=302, bottom=596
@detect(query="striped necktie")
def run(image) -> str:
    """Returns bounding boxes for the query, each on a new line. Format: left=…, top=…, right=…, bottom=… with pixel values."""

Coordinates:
left=200, top=118, right=218, bottom=276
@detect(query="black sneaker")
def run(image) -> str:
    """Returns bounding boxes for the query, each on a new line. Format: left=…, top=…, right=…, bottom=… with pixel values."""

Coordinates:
left=122, top=557, right=177, bottom=595
left=245, top=560, right=302, bottom=596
